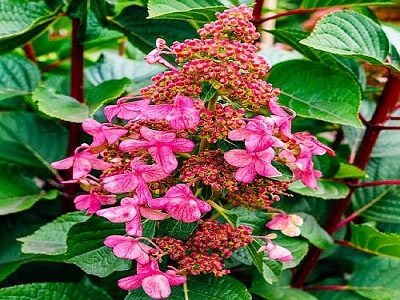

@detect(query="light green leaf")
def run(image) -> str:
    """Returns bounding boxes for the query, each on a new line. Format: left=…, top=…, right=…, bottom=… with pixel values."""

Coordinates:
left=148, top=0, right=226, bottom=23
left=0, top=0, right=62, bottom=54
left=251, top=284, right=318, bottom=300
left=17, top=211, right=90, bottom=255
left=0, top=54, right=40, bottom=100
left=274, top=235, right=309, bottom=269
left=32, top=87, right=89, bottom=123
left=334, top=163, right=367, bottom=179
left=86, top=78, right=131, bottom=116
left=349, top=223, right=400, bottom=259
left=126, top=274, right=252, bottom=299
left=300, top=11, right=399, bottom=71
left=350, top=257, right=400, bottom=299
left=298, top=213, right=334, bottom=250
left=301, top=0, right=395, bottom=8
left=0, top=111, right=68, bottom=170
left=268, top=60, right=362, bottom=127
left=0, top=282, right=112, bottom=300
left=353, top=157, right=400, bottom=223
left=158, top=219, right=198, bottom=240
left=289, top=180, right=350, bottom=200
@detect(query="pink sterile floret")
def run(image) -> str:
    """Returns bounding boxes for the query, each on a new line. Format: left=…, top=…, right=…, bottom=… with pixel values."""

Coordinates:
left=103, top=98, right=151, bottom=122
left=104, top=235, right=153, bottom=264
left=148, top=184, right=211, bottom=223
left=82, top=118, right=128, bottom=148
left=258, top=240, right=293, bottom=262
left=119, top=126, right=195, bottom=174
left=74, top=189, right=116, bottom=214
left=224, top=147, right=281, bottom=183
left=50, top=145, right=111, bottom=180
left=118, top=260, right=186, bottom=299
left=266, top=213, right=304, bottom=237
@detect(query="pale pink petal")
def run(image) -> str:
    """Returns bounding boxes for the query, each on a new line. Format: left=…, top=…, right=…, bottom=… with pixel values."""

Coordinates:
left=142, top=104, right=172, bottom=120
left=167, top=200, right=201, bottom=223
left=169, top=138, right=195, bottom=153
left=104, top=235, right=128, bottom=248
left=96, top=205, right=137, bottom=222
left=104, top=127, right=128, bottom=144
left=166, top=108, right=200, bottom=130
left=103, top=173, right=138, bottom=194
left=140, top=206, right=169, bottom=220
left=135, top=163, right=169, bottom=183
left=266, top=215, right=289, bottom=231
left=140, top=126, right=176, bottom=143
left=196, top=200, right=212, bottom=213
left=72, top=157, right=93, bottom=179
left=82, top=118, right=101, bottom=135
left=126, top=214, right=143, bottom=236
left=142, top=274, right=171, bottom=299
left=119, top=139, right=153, bottom=152
left=74, top=195, right=98, bottom=212
left=164, top=270, right=186, bottom=286
left=147, top=196, right=171, bottom=210
left=266, top=241, right=293, bottom=262
left=228, top=128, right=251, bottom=141
left=224, top=149, right=253, bottom=168
left=118, top=274, right=146, bottom=291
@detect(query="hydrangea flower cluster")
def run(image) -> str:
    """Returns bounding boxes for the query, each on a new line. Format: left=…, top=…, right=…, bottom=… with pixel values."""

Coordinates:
left=51, top=4, right=333, bottom=299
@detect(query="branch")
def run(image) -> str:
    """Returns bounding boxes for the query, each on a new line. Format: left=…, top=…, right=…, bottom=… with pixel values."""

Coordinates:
left=252, top=8, right=318, bottom=24
left=348, top=180, right=400, bottom=187
left=23, top=43, right=37, bottom=64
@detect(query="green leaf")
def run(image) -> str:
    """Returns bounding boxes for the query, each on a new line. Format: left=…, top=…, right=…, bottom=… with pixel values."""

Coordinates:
left=289, top=180, right=350, bottom=200
left=157, top=219, right=198, bottom=240
left=0, top=0, right=62, bottom=54
left=301, top=0, right=394, bottom=8
left=268, top=60, right=362, bottom=127
left=271, top=161, right=294, bottom=181
left=353, top=157, right=400, bottom=223
left=349, top=223, right=400, bottom=259
left=108, top=5, right=198, bottom=54
left=200, top=81, right=218, bottom=102
left=64, top=215, right=131, bottom=277
left=32, top=87, right=89, bottom=123
left=0, top=282, right=112, bottom=300
left=17, top=211, right=90, bottom=255
left=350, top=257, right=400, bottom=299
left=298, top=213, right=334, bottom=250
left=86, top=78, right=131, bottom=116
left=147, top=0, right=226, bottom=23
left=232, top=207, right=269, bottom=235
left=300, top=11, right=399, bottom=71
left=334, top=163, right=367, bottom=179
left=126, top=274, right=252, bottom=299
left=0, top=111, right=68, bottom=170
left=274, top=235, right=309, bottom=269
left=0, top=54, right=40, bottom=100
left=251, top=284, right=318, bottom=300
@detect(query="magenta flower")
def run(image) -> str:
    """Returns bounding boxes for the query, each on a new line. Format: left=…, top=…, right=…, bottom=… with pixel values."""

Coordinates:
left=82, top=119, right=128, bottom=148
left=268, top=99, right=295, bottom=138
left=102, top=160, right=168, bottom=198
left=258, top=240, right=293, bottom=262
left=228, top=115, right=283, bottom=152
left=104, top=235, right=153, bottom=264
left=292, top=132, right=335, bottom=156
left=119, top=127, right=195, bottom=174
left=103, top=98, right=150, bottom=122
left=118, top=260, right=186, bottom=299
left=74, top=189, right=116, bottom=214
left=145, top=38, right=178, bottom=71
left=224, top=147, right=281, bottom=183
left=50, top=145, right=111, bottom=180
left=142, top=95, right=201, bottom=130
left=266, top=214, right=304, bottom=237
left=148, top=184, right=211, bottom=223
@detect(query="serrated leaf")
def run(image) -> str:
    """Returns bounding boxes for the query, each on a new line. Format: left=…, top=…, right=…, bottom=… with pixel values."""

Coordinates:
left=268, top=60, right=362, bottom=127
left=353, top=157, right=400, bottom=223
left=157, top=218, right=198, bottom=239
left=300, top=11, right=399, bottom=71
left=64, top=215, right=131, bottom=277
left=0, top=54, right=40, bottom=100
left=0, top=282, right=112, bottom=300
left=17, top=211, right=90, bottom=255
left=0, top=111, right=68, bottom=170
left=32, top=87, right=89, bottom=123
left=349, top=223, right=400, bottom=259
left=108, top=5, right=198, bottom=54
left=148, top=0, right=226, bottom=23
left=301, top=0, right=394, bottom=8
left=298, top=213, right=334, bottom=250
left=289, top=180, right=350, bottom=200
left=0, top=0, right=62, bottom=54
left=232, top=207, right=269, bottom=235
left=86, top=78, right=131, bottom=116
left=126, top=274, right=252, bottom=300
left=350, top=257, right=400, bottom=299
left=334, top=163, right=366, bottom=179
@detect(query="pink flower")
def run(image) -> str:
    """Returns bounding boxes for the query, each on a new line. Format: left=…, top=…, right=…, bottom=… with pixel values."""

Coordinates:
left=50, top=145, right=111, bottom=180
left=224, top=148, right=281, bottom=183
left=118, top=260, right=186, bottom=299
left=82, top=119, right=128, bottom=148
left=148, top=184, right=211, bottom=223
left=292, top=132, right=334, bottom=156
left=104, top=235, right=153, bottom=264
left=119, top=127, right=195, bottom=174
left=103, top=98, right=150, bottom=122
left=74, top=189, right=116, bottom=214
left=266, top=214, right=303, bottom=237
left=268, top=99, right=295, bottom=138
left=228, top=116, right=282, bottom=152
left=102, top=160, right=168, bottom=198
left=258, top=240, right=293, bottom=262
left=142, top=95, right=201, bottom=130
left=145, top=38, right=177, bottom=71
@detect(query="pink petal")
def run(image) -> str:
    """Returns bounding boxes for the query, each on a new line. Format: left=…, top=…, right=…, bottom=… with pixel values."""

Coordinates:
left=165, top=270, right=186, bottom=286
left=104, top=235, right=128, bottom=248
left=170, top=138, right=195, bottom=153
left=140, top=127, right=176, bottom=143
left=126, top=214, right=143, bottom=236
left=166, top=108, right=200, bottom=130
left=118, top=274, right=146, bottom=291
left=135, top=163, right=168, bottom=183
left=142, top=274, right=171, bottom=299
left=119, top=139, right=153, bottom=152
left=167, top=200, right=201, bottom=223
left=72, top=157, right=93, bottom=179
left=74, top=194, right=98, bottom=212
left=234, top=164, right=256, bottom=183
left=266, top=215, right=289, bottom=231
left=50, top=156, right=74, bottom=170
left=148, top=146, right=177, bottom=174
left=224, top=149, right=253, bottom=168
left=142, top=104, right=172, bottom=120
left=104, top=127, right=128, bottom=144
left=147, top=196, right=170, bottom=210
left=103, top=173, right=138, bottom=194
left=196, top=199, right=212, bottom=213
left=97, top=205, right=137, bottom=222
left=140, top=206, right=169, bottom=220
left=82, top=118, right=101, bottom=134
left=228, top=128, right=250, bottom=141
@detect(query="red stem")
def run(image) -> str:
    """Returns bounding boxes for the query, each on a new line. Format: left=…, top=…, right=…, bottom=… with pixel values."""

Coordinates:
left=23, top=43, right=37, bottom=64
left=291, top=71, right=400, bottom=288
left=252, top=8, right=318, bottom=24
left=348, top=180, right=400, bottom=187
left=63, top=18, right=85, bottom=212
left=253, top=0, right=264, bottom=31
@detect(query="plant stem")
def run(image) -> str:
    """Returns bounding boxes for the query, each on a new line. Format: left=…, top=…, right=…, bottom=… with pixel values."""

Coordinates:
left=63, top=18, right=85, bottom=212
left=198, top=94, right=218, bottom=153
left=183, top=281, right=190, bottom=300
left=291, top=70, right=400, bottom=288
left=348, top=180, right=400, bottom=187
left=23, top=43, right=37, bottom=63
left=303, top=285, right=350, bottom=291
left=252, top=8, right=318, bottom=24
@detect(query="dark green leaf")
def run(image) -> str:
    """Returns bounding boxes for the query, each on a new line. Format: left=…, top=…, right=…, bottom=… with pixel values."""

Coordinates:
left=232, top=207, right=269, bottom=235
left=289, top=180, right=350, bottom=200
left=268, top=60, right=362, bottom=127
left=274, top=235, right=309, bottom=269
left=298, top=213, right=334, bottom=250
left=157, top=218, right=198, bottom=240
left=271, top=161, right=294, bottom=181
left=301, top=0, right=394, bottom=8
left=313, top=153, right=340, bottom=179
left=200, top=81, right=218, bottom=102
left=251, top=284, right=318, bottom=300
